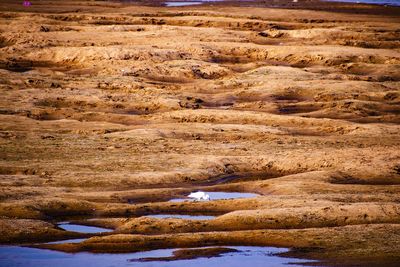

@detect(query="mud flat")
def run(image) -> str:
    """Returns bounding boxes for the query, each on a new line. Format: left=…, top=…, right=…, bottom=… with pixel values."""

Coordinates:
left=0, top=0, right=399, bottom=266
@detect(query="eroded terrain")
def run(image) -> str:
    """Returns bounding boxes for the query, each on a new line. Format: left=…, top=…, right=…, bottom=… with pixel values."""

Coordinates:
left=0, top=0, right=400, bottom=266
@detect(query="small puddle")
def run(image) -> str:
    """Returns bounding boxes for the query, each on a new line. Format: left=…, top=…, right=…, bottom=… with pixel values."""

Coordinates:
left=0, top=246, right=317, bottom=267
left=45, top=238, right=87, bottom=244
left=57, top=222, right=113, bottom=234
left=169, top=191, right=259, bottom=202
left=164, top=0, right=224, bottom=6
left=145, top=214, right=216, bottom=220
left=165, top=1, right=203, bottom=6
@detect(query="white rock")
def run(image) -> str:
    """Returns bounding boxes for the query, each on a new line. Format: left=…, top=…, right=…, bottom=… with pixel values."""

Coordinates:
left=188, top=191, right=210, bottom=201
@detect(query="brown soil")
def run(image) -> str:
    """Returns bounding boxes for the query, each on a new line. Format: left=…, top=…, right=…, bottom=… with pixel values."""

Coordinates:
left=0, top=0, right=399, bottom=266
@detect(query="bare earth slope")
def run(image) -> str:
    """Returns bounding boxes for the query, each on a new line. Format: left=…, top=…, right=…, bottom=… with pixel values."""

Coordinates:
left=0, top=1, right=399, bottom=266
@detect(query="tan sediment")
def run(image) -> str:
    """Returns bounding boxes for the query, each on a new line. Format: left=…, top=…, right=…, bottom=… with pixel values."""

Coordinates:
left=0, top=0, right=399, bottom=265
left=0, top=219, right=88, bottom=243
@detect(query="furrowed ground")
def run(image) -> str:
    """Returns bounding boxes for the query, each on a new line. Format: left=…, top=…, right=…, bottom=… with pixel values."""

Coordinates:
left=0, top=1, right=399, bottom=266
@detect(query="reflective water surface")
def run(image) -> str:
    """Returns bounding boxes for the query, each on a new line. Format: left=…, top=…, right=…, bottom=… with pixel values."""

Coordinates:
left=169, top=191, right=259, bottom=202
left=0, top=246, right=317, bottom=267
left=57, top=223, right=113, bottom=234
left=165, top=1, right=203, bottom=6
left=325, top=0, right=400, bottom=6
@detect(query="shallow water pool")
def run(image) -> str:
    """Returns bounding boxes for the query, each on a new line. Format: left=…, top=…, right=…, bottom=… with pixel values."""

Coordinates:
left=57, top=223, right=113, bottom=234
left=0, top=246, right=316, bottom=267
left=45, top=238, right=87, bottom=244
left=165, top=1, right=203, bottom=6
left=164, top=0, right=223, bottom=6
left=169, top=191, right=259, bottom=202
